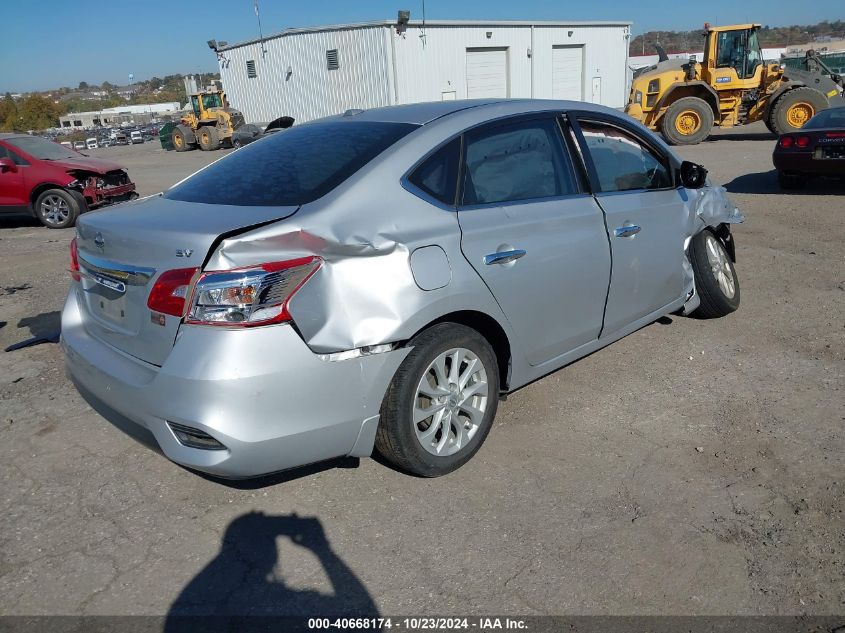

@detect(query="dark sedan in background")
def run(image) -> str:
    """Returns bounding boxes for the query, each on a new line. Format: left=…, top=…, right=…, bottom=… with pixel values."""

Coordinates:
left=230, top=116, right=295, bottom=148
left=773, top=106, right=845, bottom=189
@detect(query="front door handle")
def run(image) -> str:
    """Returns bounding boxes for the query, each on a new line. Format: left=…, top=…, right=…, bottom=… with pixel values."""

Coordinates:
left=484, top=249, right=526, bottom=265
left=614, top=225, right=642, bottom=238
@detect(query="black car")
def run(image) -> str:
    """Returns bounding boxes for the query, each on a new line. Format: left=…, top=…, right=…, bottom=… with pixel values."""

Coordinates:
left=773, top=106, right=845, bottom=189
left=230, top=116, right=294, bottom=148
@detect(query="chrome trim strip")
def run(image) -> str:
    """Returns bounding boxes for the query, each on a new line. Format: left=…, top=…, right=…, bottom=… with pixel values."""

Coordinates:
left=78, top=253, right=156, bottom=286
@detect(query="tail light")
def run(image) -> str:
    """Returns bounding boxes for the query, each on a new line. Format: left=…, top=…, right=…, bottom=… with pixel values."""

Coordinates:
left=185, top=257, right=321, bottom=327
left=778, top=136, right=794, bottom=148
left=69, top=237, right=80, bottom=281
left=796, top=136, right=811, bottom=148
left=147, top=268, right=198, bottom=316
left=826, top=132, right=845, bottom=138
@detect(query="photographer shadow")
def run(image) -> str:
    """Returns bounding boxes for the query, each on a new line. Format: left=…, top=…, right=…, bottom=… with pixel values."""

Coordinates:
left=166, top=512, right=380, bottom=632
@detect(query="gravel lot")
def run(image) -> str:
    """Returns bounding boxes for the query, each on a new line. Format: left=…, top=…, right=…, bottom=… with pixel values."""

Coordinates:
left=0, top=123, right=843, bottom=618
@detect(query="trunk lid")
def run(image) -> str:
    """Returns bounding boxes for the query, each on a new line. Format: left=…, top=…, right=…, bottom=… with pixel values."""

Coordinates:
left=75, top=196, right=298, bottom=365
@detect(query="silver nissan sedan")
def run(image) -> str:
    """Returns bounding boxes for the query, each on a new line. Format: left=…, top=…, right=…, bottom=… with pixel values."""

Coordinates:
left=62, top=99, right=744, bottom=478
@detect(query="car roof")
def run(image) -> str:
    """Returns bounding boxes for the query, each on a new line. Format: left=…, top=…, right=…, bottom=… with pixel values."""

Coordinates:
left=322, top=98, right=623, bottom=125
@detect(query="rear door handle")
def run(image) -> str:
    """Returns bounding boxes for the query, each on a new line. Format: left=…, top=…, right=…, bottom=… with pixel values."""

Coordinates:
left=614, top=225, right=642, bottom=238
left=484, top=249, right=526, bottom=265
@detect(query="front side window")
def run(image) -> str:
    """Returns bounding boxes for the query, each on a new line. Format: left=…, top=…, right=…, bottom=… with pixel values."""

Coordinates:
left=461, top=118, right=576, bottom=205
left=408, top=138, right=460, bottom=205
left=166, top=121, right=417, bottom=207
left=578, top=121, right=672, bottom=192
left=716, top=30, right=745, bottom=72
left=191, top=96, right=200, bottom=116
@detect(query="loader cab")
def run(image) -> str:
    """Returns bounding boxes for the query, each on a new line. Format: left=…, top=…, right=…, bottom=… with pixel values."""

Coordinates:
left=190, top=92, right=225, bottom=119
left=704, top=24, right=765, bottom=89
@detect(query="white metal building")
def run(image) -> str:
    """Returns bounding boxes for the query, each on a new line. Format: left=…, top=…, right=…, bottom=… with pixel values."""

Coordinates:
left=216, top=20, right=632, bottom=124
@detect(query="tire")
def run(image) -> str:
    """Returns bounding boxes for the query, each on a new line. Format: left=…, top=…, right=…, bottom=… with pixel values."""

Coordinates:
left=197, top=126, right=220, bottom=151
left=375, top=323, right=500, bottom=477
left=764, top=118, right=776, bottom=134
left=777, top=170, right=806, bottom=190
left=33, top=188, right=82, bottom=229
left=688, top=229, right=740, bottom=319
left=660, top=97, right=714, bottom=145
left=172, top=126, right=192, bottom=152
left=770, top=87, right=828, bottom=135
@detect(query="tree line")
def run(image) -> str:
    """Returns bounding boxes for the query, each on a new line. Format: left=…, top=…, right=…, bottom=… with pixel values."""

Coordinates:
left=630, top=20, right=845, bottom=55
left=0, top=72, right=220, bottom=132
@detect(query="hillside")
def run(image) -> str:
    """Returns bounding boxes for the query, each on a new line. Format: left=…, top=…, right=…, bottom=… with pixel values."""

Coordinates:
left=630, top=20, right=845, bottom=55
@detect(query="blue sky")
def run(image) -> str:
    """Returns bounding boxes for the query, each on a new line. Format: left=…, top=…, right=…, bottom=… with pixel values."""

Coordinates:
left=1, top=0, right=842, bottom=92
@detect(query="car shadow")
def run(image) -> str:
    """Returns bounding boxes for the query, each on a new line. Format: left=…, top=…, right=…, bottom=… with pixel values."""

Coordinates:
left=0, top=213, right=40, bottom=229
left=705, top=131, right=777, bottom=142
left=724, top=169, right=845, bottom=195
left=165, top=512, right=380, bottom=631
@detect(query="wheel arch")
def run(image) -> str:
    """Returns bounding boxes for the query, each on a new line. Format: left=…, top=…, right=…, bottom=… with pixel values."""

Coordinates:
left=405, top=310, right=512, bottom=393
left=764, top=81, right=804, bottom=120
left=656, top=82, right=720, bottom=120
left=28, top=181, right=77, bottom=215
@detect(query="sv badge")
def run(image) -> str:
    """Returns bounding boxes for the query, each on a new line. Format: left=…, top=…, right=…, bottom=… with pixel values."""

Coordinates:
left=176, top=249, right=194, bottom=258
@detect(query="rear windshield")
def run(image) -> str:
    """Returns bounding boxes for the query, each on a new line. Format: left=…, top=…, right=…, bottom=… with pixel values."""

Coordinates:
left=804, top=107, right=845, bottom=129
left=165, top=120, right=418, bottom=206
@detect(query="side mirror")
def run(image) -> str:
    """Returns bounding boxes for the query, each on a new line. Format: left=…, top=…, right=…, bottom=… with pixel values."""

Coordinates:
left=0, top=157, right=17, bottom=173
left=679, top=160, right=708, bottom=189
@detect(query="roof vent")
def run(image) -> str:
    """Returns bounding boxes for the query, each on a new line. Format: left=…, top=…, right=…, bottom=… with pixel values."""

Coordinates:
left=326, top=49, right=340, bottom=70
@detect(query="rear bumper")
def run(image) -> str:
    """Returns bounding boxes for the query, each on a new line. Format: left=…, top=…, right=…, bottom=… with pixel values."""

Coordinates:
left=772, top=152, right=845, bottom=176
left=61, top=289, right=409, bottom=478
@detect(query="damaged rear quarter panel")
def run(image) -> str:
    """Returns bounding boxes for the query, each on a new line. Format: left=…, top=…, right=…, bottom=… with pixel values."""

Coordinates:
left=203, top=121, right=514, bottom=355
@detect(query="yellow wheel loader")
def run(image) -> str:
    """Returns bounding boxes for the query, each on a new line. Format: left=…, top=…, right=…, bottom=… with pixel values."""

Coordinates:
left=171, top=90, right=246, bottom=152
left=626, top=23, right=845, bottom=145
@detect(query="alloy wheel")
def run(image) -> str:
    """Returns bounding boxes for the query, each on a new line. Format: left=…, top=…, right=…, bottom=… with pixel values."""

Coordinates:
left=39, top=194, right=70, bottom=227
left=412, top=347, right=489, bottom=457
left=705, top=234, right=735, bottom=298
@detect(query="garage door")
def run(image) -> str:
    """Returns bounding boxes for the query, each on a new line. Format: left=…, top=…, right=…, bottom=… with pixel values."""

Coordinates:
left=552, top=45, right=584, bottom=100
left=466, top=48, right=508, bottom=98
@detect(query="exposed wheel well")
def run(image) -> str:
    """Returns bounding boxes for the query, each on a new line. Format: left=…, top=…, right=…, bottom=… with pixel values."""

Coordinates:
left=411, top=310, right=512, bottom=392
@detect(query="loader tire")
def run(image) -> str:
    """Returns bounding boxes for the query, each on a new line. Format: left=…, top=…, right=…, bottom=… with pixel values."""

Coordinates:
left=661, top=97, right=714, bottom=145
left=197, top=126, right=220, bottom=151
left=770, top=87, right=828, bottom=135
left=172, top=126, right=193, bottom=152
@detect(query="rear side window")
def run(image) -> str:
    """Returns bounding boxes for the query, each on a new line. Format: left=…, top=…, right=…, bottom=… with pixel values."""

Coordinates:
left=407, top=138, right=460, bottom=205
left=578, top=121, right=672, bottom=192
left=461, top=117, right=576, bottom=206
left=166, top=121, right=417, bottom=206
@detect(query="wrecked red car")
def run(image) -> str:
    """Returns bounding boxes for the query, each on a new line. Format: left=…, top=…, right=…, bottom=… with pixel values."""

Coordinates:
left=0, top=134, right=137, bottom=228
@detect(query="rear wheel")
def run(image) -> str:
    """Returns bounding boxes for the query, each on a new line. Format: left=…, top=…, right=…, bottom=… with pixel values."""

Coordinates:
left=34, top=188, right=82, bottom=229
left=689, top=230, right=740, bottom=318
left=197, top=126, right=220, bottom=151
left=661, top=97, right=714, bottom=145
left=770, top=87, right=828, bottom=135
left=172, top=126, right=193, bottom=152
left=375, top=323, right=499, bottom=477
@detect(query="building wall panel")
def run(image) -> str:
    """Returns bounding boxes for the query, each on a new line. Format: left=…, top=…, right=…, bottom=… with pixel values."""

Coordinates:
left=219, top=27, right=391, bottom=124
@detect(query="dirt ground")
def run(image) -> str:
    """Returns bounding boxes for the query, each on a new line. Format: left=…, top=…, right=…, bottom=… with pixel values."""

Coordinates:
left=0, top=122, right=843, bottom=618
